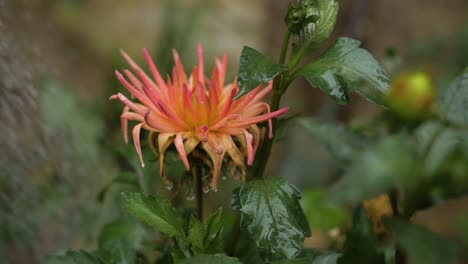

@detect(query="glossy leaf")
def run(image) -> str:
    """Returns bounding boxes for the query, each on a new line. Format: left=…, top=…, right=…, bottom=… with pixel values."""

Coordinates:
left=338, top=207, right=385, bottom=264
left=238, top=176, right=310, bottom=260
left=439, top=68, right=468, bottom=125
left=45, top=250, right=103, bottom=264
left=331, top=135, right=416, bottom=204
left=235, top=46, right=288, bottom=99
left=299, top=118, right=370, bottom=165
left=299, top=37, right=390, bottom=105
left=121, top=192, right=185, bottom=238
left=175, top=254, right=242, bottom=264
left=388, top=219, right=461, bottom=264
left=273, top=249, right=340, bottom=264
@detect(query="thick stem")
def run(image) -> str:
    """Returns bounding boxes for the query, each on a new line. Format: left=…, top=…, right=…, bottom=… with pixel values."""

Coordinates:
left=192, top=166, right=203, bottom=221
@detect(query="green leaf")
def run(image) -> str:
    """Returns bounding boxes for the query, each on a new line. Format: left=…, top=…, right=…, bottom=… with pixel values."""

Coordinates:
left=299, top=37, right=390, bottom=105
left=97, top=216, right=146, bottom=264
left=121, top=192, right=185, bottom=238
left=235, top=46, right=288, bottom=99
left=388, top=219, right=461, bottom=264
left=45, top=250, right=103, bottom=264
left=188, top=215, right=206, bottom=252
left=338, top=207, right=385, bottom=264
left=204, top=208, right=224, bottom=254
left=439, top=68, right=468, bottom=125
left=300, top=189, right=347, bottom=231
left=299, top=118, right=370, bottom=165
left=238, top=176, right=310, bottom=260
left=273, top=249, right=340, bottom=264
left=175, top=254, right=242, bottom=264
left=187, top=209, right=224, bottom=255
left=415, top=121, right=462, bottom=177
left=331, top=135, right=416, bottom=203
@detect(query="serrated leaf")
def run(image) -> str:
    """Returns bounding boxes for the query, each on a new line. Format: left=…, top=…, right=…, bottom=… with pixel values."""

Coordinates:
left=121, top=192, right=185, bottom=238
left=338, top=207, right=385, bottom=264
left=331, top=135, right=416, bottom=204
left=299, top=37, right=390, bottom=105
left=175, top=254, right=242, bottom=264
left=235, top=46, right=288, bottom=99
left=299, top=118, right=370, bottom=165
left=388, top=219, right=461, bottom=264
left=45, top=250, right=103, bottom=264
left=238, top=177, right=310, bottom=260
left=273, top=249, right=340, bottom=264
left=439, top=68, right=468, bottom=125
left=188, top=215, right=206, bottom=252
left=204, top=208, right=224, bottom=253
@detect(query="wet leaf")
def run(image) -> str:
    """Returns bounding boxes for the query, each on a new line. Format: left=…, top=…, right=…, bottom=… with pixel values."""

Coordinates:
left=388, top=219, right=461, bottom=264
left=175, top=254, right=242, bottom=264
left=238, top=177, right=310, bottom=260
left=338, top=207, right=385, bottom=264
left=235, top=46, right=288, bottom=99
left=121, top=192, right=185, bottom=238
left=299, top=118, right=370, bottom=165
left=439, top=68, right=468, bottom=125
left=299, top=37, right=390, bottom=105
left=45, top=250, right=103, bottom=264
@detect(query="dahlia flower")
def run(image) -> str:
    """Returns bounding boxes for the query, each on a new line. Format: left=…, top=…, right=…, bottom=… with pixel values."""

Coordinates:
left=110, top=45, right=288, bottom=188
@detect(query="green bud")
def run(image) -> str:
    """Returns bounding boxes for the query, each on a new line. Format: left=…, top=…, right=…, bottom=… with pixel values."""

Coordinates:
left=386, top=72, right=435, bottom=119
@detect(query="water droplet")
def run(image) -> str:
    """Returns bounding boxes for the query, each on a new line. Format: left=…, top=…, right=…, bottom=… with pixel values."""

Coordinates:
left=211, top=186, right=218, bottom=192
left=202, top=186, right=210, bottom=194
left=164, top=182, right=174, bottom=191
left=222, top=175, right=228, bottom=180
left=215, top=146, right=223, bottom=155
left=186, top=194, right=195, bottom=201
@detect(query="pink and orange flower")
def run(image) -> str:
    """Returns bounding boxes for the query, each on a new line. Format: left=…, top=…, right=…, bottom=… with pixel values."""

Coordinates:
left=110, top=45, right=288, bottom=188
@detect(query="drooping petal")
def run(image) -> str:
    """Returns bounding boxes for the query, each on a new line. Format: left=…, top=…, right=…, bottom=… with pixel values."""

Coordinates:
left=132, top=123, right=145, bottom=167
left=201, top=134, right=226, bottom=189
left=242, top=129, right=254, bottom=165
left=158, top=133, right=175, bottom=176
left=174, top=132, right=190, bottom=171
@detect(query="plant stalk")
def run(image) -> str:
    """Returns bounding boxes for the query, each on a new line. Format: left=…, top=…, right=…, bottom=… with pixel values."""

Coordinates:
left=193, top=166, right=204, bottom=221
left=252, top=31, right=291, bottom=178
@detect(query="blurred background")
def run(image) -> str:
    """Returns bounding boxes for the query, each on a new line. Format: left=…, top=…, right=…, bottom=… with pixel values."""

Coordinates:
left=0, top=0, right=467, bottom=263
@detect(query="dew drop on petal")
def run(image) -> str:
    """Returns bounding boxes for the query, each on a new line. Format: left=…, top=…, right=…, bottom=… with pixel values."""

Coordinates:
left=211, top=186, right=218, bottom=192
left=202, top=185, right=210, bottom=194
left=222, top=175, right=228, bottom=180
left=186, top=194, right=195, bottom=201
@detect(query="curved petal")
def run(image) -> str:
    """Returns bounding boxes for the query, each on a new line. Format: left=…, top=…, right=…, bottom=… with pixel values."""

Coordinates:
left=132, top=123, right=145, bottom=167
left=242, top=129, right=254, bottom=165
left=174, top=132, right=190, bottom=171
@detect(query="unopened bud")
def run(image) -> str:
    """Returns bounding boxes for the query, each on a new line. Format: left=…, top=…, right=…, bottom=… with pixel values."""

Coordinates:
left=387, top=72, right=435, bottom=119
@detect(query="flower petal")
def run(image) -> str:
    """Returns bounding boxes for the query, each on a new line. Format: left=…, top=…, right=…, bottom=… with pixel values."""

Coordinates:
left=174, top=132, right=190, bottom=171
left=132, top=123, right=145, bottom=167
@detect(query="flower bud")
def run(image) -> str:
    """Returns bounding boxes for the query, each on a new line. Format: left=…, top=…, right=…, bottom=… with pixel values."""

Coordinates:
left=386, top=72, right=435, bottom=119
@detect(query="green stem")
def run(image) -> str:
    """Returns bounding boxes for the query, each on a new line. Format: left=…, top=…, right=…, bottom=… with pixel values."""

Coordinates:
left=252, top=31, right=291, bottom=178
left=192, top=166, right=203, bottom=221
